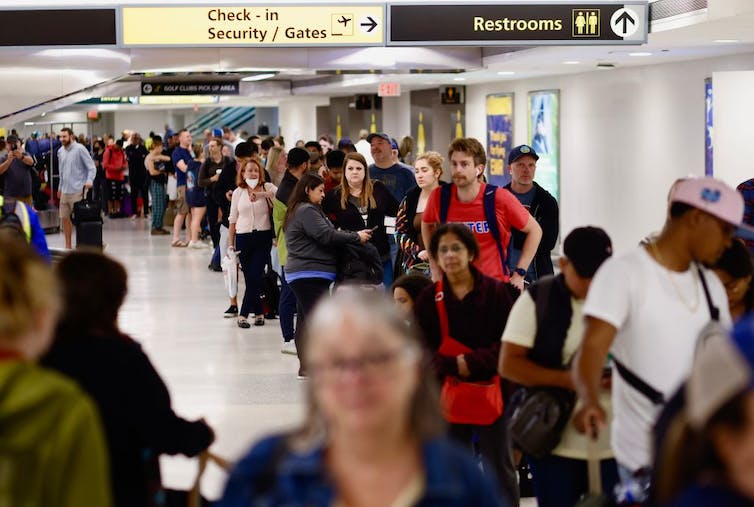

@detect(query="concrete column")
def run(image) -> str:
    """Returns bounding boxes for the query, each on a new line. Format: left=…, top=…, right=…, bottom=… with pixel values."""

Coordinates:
left=381, top=94, right=411, bottom=139
left=279, top=96, right=329, bottom=145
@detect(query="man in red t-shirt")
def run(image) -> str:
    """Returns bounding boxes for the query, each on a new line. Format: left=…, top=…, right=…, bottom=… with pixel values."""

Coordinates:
left=422, top=138, right=542, bottom=291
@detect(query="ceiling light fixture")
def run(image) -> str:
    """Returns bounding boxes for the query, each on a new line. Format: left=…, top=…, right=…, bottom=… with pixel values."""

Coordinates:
left=714, top=39, right=739, bottom=43
left=497, top=71, right=515, bottom=76
left=453, top=77, right=466, bottom=81
left=629, top=52, right=652, bottom=56
left=241, top=73, right=276, bottom=82
left=563, top=61, right=580, bottom=65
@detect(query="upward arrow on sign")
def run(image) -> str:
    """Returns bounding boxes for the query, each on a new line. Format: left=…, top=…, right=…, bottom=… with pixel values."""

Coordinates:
left=615, top=11, right=635, bottom=33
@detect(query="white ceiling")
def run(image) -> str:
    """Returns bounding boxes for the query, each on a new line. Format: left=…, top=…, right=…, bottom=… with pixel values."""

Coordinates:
left=3, top=1, right=754, bottom=119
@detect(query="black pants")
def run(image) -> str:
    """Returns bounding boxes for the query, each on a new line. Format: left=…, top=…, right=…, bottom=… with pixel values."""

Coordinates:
left=205, top=193, right=221, bottom=249
left=235, top=230, right=273, bottom=318
left=288, top=277, right=332, bottom=371
left=448, top=415, right=519, bottom=506
left=130, top=178, right=149, bottom=215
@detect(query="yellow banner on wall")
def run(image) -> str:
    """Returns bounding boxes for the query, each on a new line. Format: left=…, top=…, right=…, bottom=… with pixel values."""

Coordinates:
left=122, top=5, right=384, bottom=46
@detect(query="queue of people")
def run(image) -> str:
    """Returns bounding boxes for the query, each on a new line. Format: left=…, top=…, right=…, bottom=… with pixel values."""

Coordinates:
left=8, top=123, right=754, bottom=507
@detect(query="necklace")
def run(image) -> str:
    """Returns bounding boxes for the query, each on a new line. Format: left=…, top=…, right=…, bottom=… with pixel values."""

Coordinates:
left=648, top=241, right=700, bottom=313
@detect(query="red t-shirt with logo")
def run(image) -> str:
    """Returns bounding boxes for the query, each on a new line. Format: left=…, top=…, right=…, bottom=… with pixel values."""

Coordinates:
left=423, top=183, right=530, bottom=282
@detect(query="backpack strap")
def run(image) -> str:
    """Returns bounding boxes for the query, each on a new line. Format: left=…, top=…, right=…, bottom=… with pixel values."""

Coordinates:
left=439, top=184, right=452, bottom=223
left=483, top=184, right=509, bottom=278
left=613, top=359, right=664, bottom=405
left=696, top=263, right=720, bottom=322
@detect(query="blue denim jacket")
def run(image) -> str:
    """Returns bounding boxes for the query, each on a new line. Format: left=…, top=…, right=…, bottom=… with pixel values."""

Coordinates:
left=217, top=434, right=507, bottom=507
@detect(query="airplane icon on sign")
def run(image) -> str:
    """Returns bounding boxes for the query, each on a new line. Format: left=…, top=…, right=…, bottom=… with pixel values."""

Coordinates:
left=338, top=15, right=351, bottom=26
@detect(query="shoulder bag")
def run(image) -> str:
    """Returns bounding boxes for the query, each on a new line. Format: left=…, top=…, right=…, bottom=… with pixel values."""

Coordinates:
left=434, top=280, right=503, bottom=425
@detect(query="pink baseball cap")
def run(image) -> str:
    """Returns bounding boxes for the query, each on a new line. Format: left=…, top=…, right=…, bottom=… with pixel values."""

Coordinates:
left=670, top=177, right=754, bottom=241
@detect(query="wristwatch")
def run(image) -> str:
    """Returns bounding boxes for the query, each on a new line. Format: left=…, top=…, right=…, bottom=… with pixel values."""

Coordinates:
left=514, top=267, right=527, bottom=277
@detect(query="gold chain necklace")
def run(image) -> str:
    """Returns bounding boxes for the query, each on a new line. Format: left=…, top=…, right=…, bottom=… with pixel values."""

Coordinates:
left=648, top=241, right=700, bottom=313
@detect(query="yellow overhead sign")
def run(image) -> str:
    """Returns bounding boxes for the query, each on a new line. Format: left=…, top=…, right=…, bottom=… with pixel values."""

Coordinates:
left=122, top=5, right=384, bottom=46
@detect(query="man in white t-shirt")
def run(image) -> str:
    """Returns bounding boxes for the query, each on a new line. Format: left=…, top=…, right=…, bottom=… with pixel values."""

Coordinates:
left=572, top=177, right=754, bottom=494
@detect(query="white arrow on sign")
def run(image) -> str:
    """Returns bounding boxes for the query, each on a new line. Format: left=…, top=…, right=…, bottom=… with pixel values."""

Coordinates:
left=610, top=7, right=639, bottom=38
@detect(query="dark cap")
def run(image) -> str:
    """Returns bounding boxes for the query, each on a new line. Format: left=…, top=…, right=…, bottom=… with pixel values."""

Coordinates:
left=287, top=147, right=310, bottom=168
left=390, top=137, right=399, bottom=150
left=326, top=149, right=346, bottom=169
left=366, top=132, right=391, bottom=144
left=234, top=141, right=255, bottom=159
left=337, top=138, right=355, bottom=150
left=166, top=129, right=177, bottom=138
left=6, top=134, right=19, bottom=143
left=563, top=226, right=613, bottom=278
left=508, top=144, right=539, bottom=165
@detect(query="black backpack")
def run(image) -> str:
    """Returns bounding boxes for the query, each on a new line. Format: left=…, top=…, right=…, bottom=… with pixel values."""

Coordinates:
left=336, top=241, right=383, bottom=285
left=0, top=198, right=26, bottom=241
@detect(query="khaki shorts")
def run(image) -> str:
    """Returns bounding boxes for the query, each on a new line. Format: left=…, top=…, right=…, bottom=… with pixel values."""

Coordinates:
left=175, top=186, right=189, bottom=215
left=59, top=191, right=83, bottom=219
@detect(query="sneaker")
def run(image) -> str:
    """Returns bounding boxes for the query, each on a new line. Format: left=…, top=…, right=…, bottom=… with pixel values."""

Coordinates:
left=237, top=318, right=251, bottom=329
left=188, top=240, right=207, bottom=249
left=223, top=305, right=238, bottom=318
left=208, top=263, right=222, bottom=272
left=281, top=341, right=297, bottom=355
left=297, top=367, right=308, bottom=380
left=254, top=316, right=265, bottom=326
left=150, top=228, right=162, bottom=235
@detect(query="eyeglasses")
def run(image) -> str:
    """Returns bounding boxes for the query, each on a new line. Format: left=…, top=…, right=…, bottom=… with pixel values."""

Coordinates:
left=437, top=243, right=466, bottom=255
left=309, top=348, right=417, bottom=382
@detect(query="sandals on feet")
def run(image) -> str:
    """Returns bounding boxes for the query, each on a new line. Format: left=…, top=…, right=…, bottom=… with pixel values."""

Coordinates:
left=171, top=239, right=188, bottom=247
left=237, top=318, right=251, bottom=329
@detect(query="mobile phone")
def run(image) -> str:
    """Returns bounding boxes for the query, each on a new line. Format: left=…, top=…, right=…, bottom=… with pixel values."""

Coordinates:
left=370, top=225, right=379, bottom=232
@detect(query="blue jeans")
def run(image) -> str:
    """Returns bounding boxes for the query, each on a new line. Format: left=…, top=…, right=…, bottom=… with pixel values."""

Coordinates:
left=235, top=230, right=273, bottom=318
left=527, top=454, right=619, bottom=507
left=279, top=267, right=297, bottom=342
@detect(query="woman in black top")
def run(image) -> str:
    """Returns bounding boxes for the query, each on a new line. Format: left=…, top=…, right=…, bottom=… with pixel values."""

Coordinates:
left=42, top=252, right=215, bottom=507
left=323, top=152, right=399, bottom=286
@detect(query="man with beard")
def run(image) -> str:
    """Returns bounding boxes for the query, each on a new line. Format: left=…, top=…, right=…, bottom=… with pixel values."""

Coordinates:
left=57, top=128, right=96, bottom=249
left=421, top=137, right=541, bottom=292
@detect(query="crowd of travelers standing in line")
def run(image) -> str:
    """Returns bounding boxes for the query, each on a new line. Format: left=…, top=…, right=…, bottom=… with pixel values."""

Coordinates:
left=4, top=122, right=754, bottom=507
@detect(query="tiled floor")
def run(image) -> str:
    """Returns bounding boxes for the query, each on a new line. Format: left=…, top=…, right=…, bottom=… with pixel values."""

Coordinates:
left=45, top=217, right=537, bottom=505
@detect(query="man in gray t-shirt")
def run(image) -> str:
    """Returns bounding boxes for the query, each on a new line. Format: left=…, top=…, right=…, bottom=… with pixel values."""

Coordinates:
left=0, top=135, right=36, bottom=204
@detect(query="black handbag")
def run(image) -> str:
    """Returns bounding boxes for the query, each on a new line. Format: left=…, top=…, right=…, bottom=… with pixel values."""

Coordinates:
left=71, top=190, right=102, bottom=224
left=508, top=386, right=576, bottom=458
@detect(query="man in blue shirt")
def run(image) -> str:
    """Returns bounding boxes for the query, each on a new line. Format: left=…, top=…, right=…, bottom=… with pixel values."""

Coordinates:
left=367, top=132, right=415, bottom=281
left=57, top=128, right=96, bottom=249
left=170, top=129, right=193, bottom=247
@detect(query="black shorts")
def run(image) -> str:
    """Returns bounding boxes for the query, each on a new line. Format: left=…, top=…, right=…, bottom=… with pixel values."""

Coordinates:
left=107, top=179, right=124, bottom=201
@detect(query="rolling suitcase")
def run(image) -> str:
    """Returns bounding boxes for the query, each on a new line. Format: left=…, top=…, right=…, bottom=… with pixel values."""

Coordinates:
left=76, top=220, right=103, bottom=249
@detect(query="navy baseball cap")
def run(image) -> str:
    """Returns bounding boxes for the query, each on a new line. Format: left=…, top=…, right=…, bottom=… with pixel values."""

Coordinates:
left=211, top=127, right=223, bottom=137
left=366, top=132, right=391, bottom=144
left=508, top=144, right=539, bottom=165
left=390, top=137, right=399, bottom=150
left=338, top=138, right=355, bottom=150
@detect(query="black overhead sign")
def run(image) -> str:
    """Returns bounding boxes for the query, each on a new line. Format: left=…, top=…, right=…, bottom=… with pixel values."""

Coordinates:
left=0, top=9, right=117, bottom=46
left=140, top=81, right=240, bottom=96
left=388, top=3, right=648, bottom=45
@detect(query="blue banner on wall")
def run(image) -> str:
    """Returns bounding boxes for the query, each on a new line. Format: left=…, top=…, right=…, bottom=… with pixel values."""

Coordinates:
left=705, top=78, right=713, bottom=177
left=486, top=94, right=514, bottom=187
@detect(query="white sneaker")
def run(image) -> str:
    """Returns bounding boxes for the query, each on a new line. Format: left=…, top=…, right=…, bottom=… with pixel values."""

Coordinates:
left=188, top=240, right=206, bottom=249
left=281, top=341, right=297, bottom=355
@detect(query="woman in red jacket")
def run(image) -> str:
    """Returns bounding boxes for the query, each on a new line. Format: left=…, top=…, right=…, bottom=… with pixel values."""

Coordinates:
left=103, top=138, right=127, bottom=218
